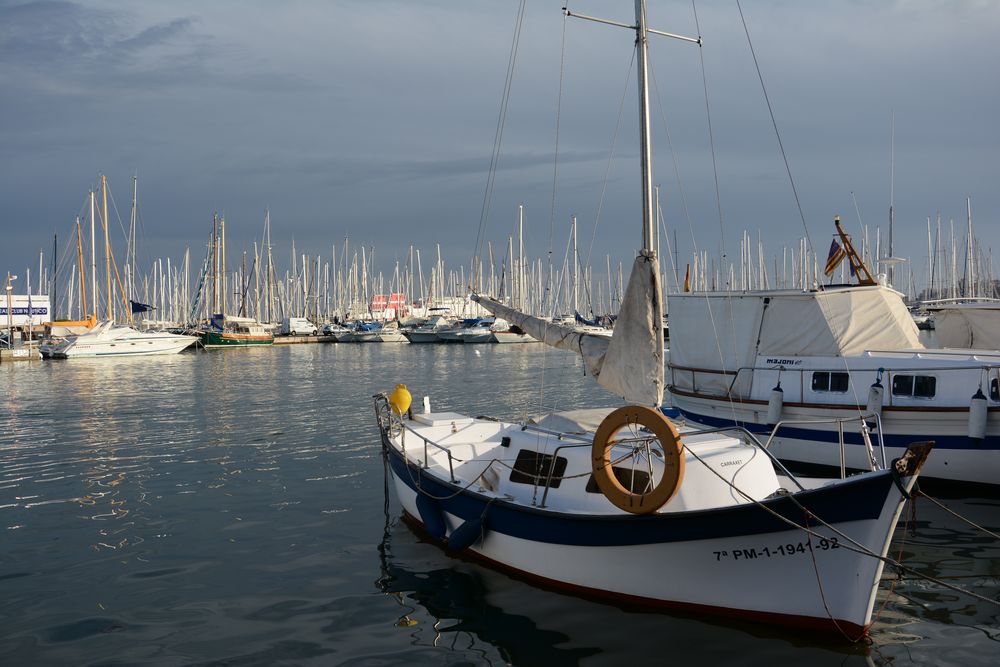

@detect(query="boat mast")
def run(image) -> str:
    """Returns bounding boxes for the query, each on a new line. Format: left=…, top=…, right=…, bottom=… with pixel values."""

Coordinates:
left=888, top=112, right=895, bottom=287
left=76, top=218, right=87, bottom=320
left=571, top=214, right=579, bottom=313
left=635, top=0, right=655, bottom=253
left=220, top=216, right=226, bottom=316
left=966, top=197, right=975, bottom=299
left=566, top=1, right=698, bottom=255
left=253, top=242, right=261, bottom=320
left=102, top=175, right=111, bottom=320
left=517, top=204, right=524, bottom=311
left=90, top=189, right=97, bottom=319
left=52, top=233, right=58, bottom=320
left=266, top=211, right=274, bottom=322
left=211, top=213, right=218, bottom=315
left=130, top=176, right=138, bottom=307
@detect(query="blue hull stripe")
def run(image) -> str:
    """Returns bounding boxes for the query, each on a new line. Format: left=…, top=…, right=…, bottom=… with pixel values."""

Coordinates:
left=386, top=444, right=893, bottom=547
left=674, top=407, right=1000, bottom=452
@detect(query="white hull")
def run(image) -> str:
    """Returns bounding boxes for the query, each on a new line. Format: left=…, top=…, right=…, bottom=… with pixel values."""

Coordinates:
left=404, top=330, right=444, bottom=343
left=671, top=392, right=998, bottom=485
left=376, top=399, right=927, bottom=635
left=43, top=322, right=197, bottom=358
left=390, top=475, right=903, bottom=631
left=436, top=328, right=494, bottom=343
left=492, top=331, right=535, bottom=344
left=667, top=288, right=1000, bottom=488
left=378, top=330, right=409, bottom=343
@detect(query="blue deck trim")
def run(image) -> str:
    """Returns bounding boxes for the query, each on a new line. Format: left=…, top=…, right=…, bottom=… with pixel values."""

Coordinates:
left=386, top=443, right=893, bottom=548
left=674, top=407, right=999, bottom=452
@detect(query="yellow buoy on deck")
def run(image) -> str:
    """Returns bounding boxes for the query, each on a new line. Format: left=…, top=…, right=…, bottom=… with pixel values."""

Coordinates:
left=388, top=384, right=412, bottom=416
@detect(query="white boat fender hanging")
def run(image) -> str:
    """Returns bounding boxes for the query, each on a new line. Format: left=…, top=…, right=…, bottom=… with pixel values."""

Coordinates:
left=416, top=494, right=447, bottom=541
left=969, top=388, right=988, bottom=442
left=447, top=513, right=488, bottom=552
left=866, top=371, right=885, bottom=425
left=766, top=381, right=783, bottom=426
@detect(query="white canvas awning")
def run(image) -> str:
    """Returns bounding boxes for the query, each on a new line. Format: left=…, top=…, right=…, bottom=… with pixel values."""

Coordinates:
left=668, top=285, right=923, bottom=373
left=926, top=303, right=1000, bottom=349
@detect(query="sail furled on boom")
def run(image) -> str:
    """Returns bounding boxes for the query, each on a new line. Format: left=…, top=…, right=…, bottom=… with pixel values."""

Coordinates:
left=474, top=253, right=664, bottom=407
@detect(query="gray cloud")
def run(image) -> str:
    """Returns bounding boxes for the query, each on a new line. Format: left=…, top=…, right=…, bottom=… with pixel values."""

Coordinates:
left=1, top=0, right=999, bottom=292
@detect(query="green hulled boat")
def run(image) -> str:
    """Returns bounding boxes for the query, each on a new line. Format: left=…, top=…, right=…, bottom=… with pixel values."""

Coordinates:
left=201, top=315, right=274, bottom=348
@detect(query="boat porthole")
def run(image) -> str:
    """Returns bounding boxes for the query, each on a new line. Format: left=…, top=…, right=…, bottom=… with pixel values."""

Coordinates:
left=591, top=405, right=685, bottom=515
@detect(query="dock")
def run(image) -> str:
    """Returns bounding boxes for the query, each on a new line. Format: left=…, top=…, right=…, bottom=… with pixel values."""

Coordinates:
left=272, top=335, right=338, bottom=345
left=1, top=346, right=41, bottom=362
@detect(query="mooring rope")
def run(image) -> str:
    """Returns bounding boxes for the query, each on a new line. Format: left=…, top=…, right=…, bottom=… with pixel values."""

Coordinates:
left=915, top=491, right=1000, bottom=540
left=682, top=444, right=1000, bottom=609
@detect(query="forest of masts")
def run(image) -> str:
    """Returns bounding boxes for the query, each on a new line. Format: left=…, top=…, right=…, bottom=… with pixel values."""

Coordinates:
left=22, top=179, right=998, bottom=326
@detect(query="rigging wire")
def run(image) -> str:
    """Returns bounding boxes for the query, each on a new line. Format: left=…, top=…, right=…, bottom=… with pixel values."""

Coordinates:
left=548, top=5, right=569, bottom=266
left=472, top=0, right=527, bottom=286
left=583, top=49, right=636, bottom=272
left=736, top=0, right=816, bottom=269
left=691, top=0, right=726, bottom=268
left=648, top=64, right=695, bottom=283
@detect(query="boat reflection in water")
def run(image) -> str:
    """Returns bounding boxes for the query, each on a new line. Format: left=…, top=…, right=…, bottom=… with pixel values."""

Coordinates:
left=376, top=517, right=888, bottom=666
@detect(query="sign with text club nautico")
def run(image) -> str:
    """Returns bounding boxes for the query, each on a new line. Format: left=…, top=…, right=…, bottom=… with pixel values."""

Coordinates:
left=0, top=295, right=51, bottom=326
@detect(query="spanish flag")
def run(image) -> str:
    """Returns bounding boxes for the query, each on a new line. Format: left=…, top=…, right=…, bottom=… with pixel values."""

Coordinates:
left=824, top=239, right=846, bottom=277
left=683, top=264, right=691, bottom=292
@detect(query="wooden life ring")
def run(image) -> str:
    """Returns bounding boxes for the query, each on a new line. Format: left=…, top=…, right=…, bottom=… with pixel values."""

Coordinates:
left=591, top=405, right=685, bottom=515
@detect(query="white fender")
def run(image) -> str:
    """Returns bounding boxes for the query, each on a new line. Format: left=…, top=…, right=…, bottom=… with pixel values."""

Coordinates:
left=866, top=381, right=884, bottom=424
left=767, top=383, right=783, bottom=426
left=969, top=388, right=988, bottom=441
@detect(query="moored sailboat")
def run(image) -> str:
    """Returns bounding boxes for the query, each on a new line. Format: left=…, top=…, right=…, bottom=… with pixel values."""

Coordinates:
left=375, top=2, right=933, bottom=637
left=197, top=214, right=274, bottom=349
left=200, top=314, right=274, bottom=348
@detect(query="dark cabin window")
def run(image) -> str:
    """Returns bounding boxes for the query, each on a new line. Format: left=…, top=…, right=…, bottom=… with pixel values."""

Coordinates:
left=811, top=372, right=849, bottom=393
left=892, top=375, right=913, bottom=396
left=991, top=378, right=999, bottom=402
left=913, top=376, right=936, bottom=398
left=586, top=467, right=652, bottom=495
left=892, top=374, right=936, bottom=398
left=829, top=373, right=849, bottom=392
left=509, top=450, right=568, bottom=489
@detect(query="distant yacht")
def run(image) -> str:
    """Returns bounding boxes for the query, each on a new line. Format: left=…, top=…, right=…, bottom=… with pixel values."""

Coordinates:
left=42, top=320, right=197, bottom=358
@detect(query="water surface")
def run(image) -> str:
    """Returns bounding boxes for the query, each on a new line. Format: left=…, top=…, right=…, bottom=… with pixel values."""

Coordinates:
left=1, top=344, right=997, bottom=665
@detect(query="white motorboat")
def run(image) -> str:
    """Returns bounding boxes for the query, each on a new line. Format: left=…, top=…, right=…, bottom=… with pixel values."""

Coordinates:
left=489, top=318, right=535, bottom=344
left=436, top=318, right=493, bottom=343
left=42, top=320, right=197, bottom=358
left=375, top=2, right=933, bottom=637
left=378, top=327, right=409, bottom=343
left=667, top=234, right=1000, bottom=488
left=403, top=313, right=459, bottom=343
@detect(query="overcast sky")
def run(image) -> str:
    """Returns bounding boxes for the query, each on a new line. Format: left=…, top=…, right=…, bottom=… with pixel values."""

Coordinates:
left=1, top=0, right=998, bottom=295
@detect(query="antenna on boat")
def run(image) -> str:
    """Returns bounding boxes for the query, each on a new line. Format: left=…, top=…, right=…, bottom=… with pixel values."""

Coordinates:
left=565, top=1, right=701, bottom=255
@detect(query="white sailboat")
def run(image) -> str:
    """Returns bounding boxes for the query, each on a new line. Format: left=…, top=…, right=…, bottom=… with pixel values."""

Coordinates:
left=375, top=3, right=931, bottom=637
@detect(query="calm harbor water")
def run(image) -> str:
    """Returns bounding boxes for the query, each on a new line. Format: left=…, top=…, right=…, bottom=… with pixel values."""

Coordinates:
left=1, top=343, right=997, bottom=665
